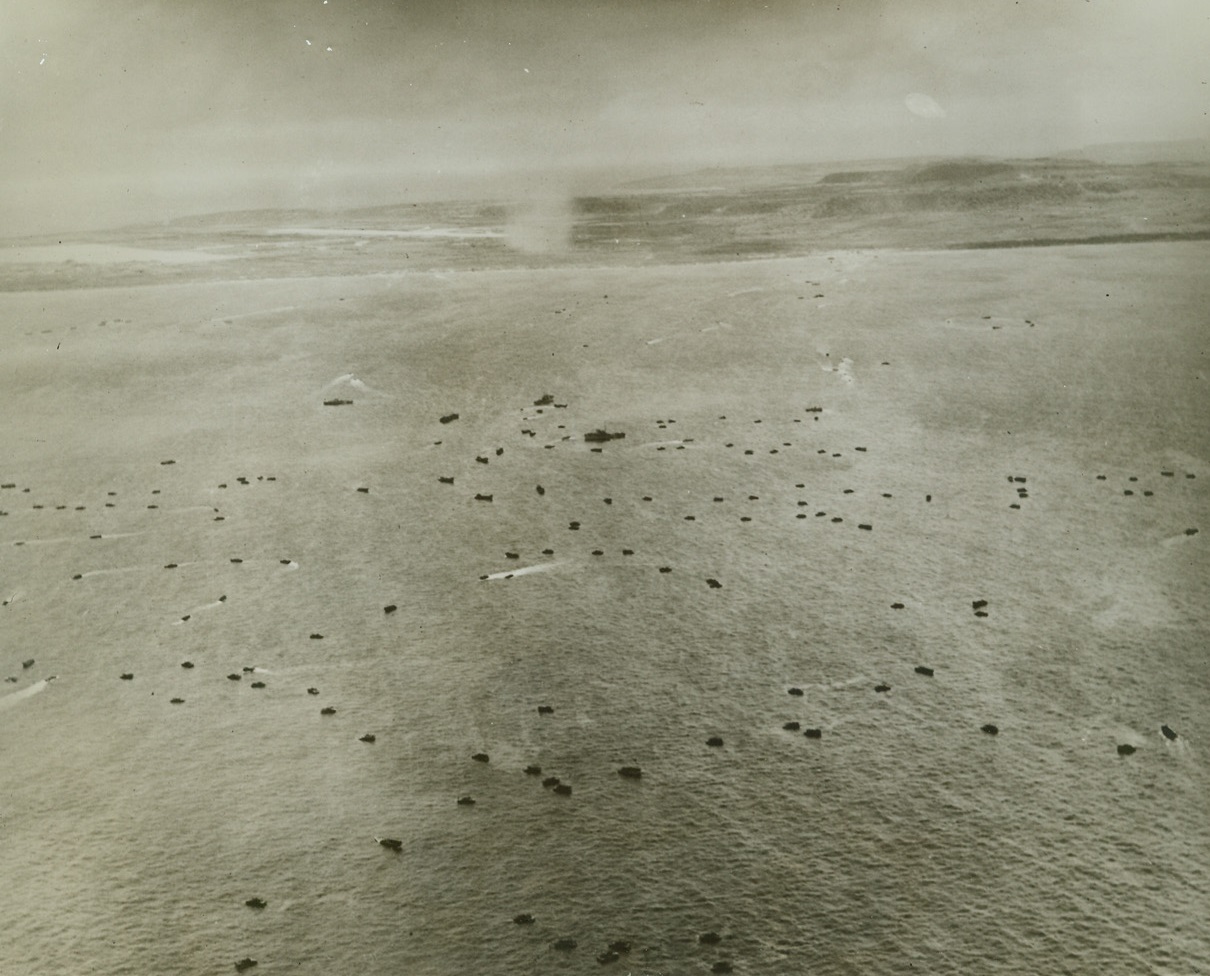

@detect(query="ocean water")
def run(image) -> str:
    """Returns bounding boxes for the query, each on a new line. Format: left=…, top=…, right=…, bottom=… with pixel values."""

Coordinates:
left=1, top=244, right=1207, bottom=975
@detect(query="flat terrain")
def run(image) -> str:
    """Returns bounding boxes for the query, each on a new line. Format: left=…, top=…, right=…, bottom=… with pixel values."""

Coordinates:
left=4, top=154, right=1209, bottom=289
left=1, top=162, right=1208, bottom=975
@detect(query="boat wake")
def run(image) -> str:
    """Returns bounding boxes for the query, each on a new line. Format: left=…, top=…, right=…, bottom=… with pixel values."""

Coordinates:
left=0, top=676, right=57, bottom=713
left=479, top=561, right=561, bottom=581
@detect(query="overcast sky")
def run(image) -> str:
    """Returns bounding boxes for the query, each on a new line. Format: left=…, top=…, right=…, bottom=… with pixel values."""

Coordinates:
left=2, top=0, right=1208, bottom=235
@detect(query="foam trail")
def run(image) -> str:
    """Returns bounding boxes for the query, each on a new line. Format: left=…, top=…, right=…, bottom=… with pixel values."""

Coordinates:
left=820, top=356, right=855, bottom=385
left=172, top=597, right=228, bottom=624
left=480, top=562, right=560, bottom=581
left=77, top=567, right=143, bottom=579
left=789, top=675, right=871, bottom=693
left=320, top=373, right=391, bottom=398
left=0, top=676, right=57, bottom=713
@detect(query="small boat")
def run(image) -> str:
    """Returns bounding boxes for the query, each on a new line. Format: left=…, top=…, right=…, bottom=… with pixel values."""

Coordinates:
left=584, top=428, right=625, bottom=443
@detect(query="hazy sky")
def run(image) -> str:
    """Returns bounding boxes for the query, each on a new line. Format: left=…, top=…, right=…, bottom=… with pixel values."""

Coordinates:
left=2, top=0, right=1208, bottom=234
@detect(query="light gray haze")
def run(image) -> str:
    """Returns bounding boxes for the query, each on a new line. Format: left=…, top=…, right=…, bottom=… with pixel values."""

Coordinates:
left=2, top=0, right=1207, bottom=234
